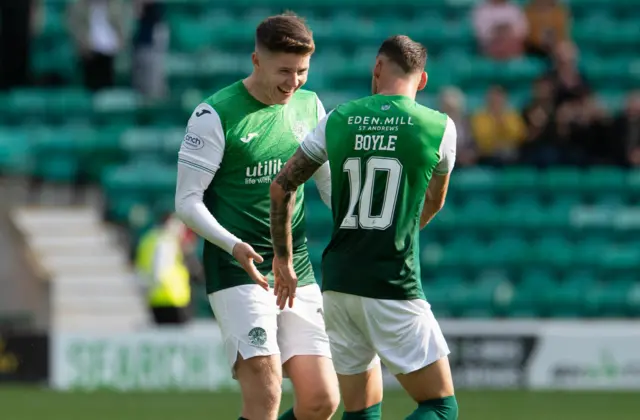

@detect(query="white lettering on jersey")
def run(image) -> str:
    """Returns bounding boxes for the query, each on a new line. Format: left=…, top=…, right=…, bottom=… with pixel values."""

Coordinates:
left=354, top=134, right=397, bottom=152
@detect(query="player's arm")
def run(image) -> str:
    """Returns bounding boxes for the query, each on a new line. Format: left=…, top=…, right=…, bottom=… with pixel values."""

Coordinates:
left=269, top=113, right=330, bottom=309
left=310, top=97, right=332, bottom=208
left=420, top=116, right=457, bottom=229
left=175, top=103, right=268, bottom=289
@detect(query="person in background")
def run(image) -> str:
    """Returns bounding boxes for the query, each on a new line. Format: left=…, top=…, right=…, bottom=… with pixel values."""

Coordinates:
left=136, top=214, right=193, bottom=325
left=473, top=0, right=528, bottom=60
left=522, top=76, right=556, bottom=141
left=519, top=76, right=561, bottom=166
left=132, top=0, right=168, bottom=101
left=67, top=0, right=130, bottom=91
left=472, top=85, right=527, bottom=165
left=524, top=0, right=571, bottom=58
left=0, top=0, right=42, bottom=90
left=440, top=86, right=477, bottom=167
left=547, top=40, right=590, bottom=107
left=610, top=92, right=640, bottom=166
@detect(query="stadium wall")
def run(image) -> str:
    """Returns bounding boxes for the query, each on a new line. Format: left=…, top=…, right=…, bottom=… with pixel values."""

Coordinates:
left=42, top=321, right=640, bottom=392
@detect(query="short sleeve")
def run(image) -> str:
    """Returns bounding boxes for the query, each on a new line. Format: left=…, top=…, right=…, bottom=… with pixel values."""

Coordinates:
left=300, top=110, right=333, bottom=165
left=433, top=116, right=457, bottom=175
left=177, top=103, right=225, bottom=176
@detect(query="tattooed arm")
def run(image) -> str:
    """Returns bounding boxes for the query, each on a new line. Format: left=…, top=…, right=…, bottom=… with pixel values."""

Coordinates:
left=270, top=148, right=323, bottom=259
left=269, top=112, right=331, bottom=309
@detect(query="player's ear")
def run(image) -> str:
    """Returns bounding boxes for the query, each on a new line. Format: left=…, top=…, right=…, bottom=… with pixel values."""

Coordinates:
left=373, top=58, right=382, bottom=79
left=417, top=71, right=428, bottom=91
left=252, top=51, right=259, bottom=69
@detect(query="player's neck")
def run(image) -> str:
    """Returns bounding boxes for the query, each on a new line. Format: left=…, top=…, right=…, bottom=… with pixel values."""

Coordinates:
left=375, top=81, right=417, bottom=101
left=243, top=75, right=277, bottom=106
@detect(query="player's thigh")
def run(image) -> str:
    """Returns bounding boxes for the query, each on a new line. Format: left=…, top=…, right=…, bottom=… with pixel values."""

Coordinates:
left=322, top=292, right=379, bottom=399
left=338, top=364, right=384, bottom=413
left=364, top=298, right=453, bottom=397
left=209, top=284, right=280, bottom=378
left=283, top=355, right=340, bottom=419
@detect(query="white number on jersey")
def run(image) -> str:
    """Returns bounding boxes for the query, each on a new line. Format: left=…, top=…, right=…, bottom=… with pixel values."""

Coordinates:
left=340, top=157, right=402, bottom=230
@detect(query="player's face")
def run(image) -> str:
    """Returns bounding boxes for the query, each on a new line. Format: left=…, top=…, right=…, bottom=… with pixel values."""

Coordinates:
left=255, top=51, right=311, bottom=104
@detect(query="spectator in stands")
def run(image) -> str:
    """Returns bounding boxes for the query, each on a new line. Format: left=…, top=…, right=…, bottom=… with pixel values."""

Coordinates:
left=547, top=40, right=590, bottom=107
left=0, top=0, right=42, bottom=90
left=132, top=0, right=168, bottom=101
left=440, top=87, right=477, bottom=166
left=570, top=93, right=611, bottom=164
left=519, top=76, right=563, bottom=166
left=524, top=0, right=571, bottom=58
left=612, top=91, right=640, bottom=166
left=471, top=85, right=527, bottom=165
left=473, top=0, right=528, bottom=60
left=67, top=0, right=130, bottom=91
left=522, top=76, right=556, bottom=141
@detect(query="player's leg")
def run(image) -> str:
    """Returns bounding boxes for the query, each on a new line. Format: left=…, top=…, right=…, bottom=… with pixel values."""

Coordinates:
left=210, top=285, right=282, bottom=420
left=397, top=358, right=457, bottom=419
left=236, top=353, right=283, bottom=420
left=364, top=298, right=458, bottom=420
left=337, top=364, right=383, bottom=419
left=278, top=284, right=340, bottom=420
left=323, top=291, right=382, bottom=420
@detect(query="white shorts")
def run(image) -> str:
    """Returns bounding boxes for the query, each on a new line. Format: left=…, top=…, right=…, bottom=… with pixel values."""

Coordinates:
left=210, top=284, right=331, bottom=377
left=323, top=291, right=450, bottom=376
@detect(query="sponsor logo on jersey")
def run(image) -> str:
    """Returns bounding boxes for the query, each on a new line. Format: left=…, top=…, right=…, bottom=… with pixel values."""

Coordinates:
left=195, top=109, right=211, bottom=117
left=240, top=132, right=259, bottom=143
left=182, top=133, right=204, bottom=150
left=381, top=104, right=391, bottom=111
left=248, top=327, right=267, bottom=346
left=245, top=159, right=284, bottom=185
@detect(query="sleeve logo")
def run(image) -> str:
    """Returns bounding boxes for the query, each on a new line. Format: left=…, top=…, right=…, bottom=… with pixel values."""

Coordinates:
left=182, top=133, right=204, bottom=150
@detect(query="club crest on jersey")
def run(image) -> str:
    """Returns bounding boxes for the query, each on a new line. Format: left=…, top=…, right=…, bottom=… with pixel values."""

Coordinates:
left=292, top=121, right=309, bottom=143
left=248, top=327, right=267, bottom=346
left=381, top=104, right=391, bottom=111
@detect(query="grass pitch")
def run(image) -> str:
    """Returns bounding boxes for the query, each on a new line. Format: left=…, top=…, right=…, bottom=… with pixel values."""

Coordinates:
left=1, top=387, right=639, bottom=420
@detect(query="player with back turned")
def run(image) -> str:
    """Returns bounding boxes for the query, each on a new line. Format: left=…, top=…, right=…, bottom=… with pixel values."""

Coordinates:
left=270, top=35, right=458, bottom=420
left=174, top=13, right=339, bottom=420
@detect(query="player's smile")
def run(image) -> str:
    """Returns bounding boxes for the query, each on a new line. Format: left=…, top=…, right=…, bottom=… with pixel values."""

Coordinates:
left=277, top=86, right=295, bottom=96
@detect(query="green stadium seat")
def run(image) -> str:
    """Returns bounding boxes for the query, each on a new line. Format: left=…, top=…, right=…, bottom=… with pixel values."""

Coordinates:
left=538, top=167, right=582, bottom=193
left=550, top=271, right=597, bottom=317
left=584, top=277, right=634, bottom=317
left=0, top=129, right=32, bottom=175
left=512, top=270, right=557, bottom=317
left=496, top=167, right=538, bottom=193
left=532, top=235, right=574, bottom=269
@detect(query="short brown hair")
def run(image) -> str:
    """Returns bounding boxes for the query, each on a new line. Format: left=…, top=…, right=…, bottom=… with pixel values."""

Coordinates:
left=377, top=35, right=427, bottom=74
left=255, top=12, right=315, bottom=55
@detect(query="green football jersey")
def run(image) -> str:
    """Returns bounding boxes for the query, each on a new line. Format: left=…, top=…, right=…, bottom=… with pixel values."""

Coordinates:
left=178, top=81, right=326, bottom=294
left=300, top=94, right=456, bottom=300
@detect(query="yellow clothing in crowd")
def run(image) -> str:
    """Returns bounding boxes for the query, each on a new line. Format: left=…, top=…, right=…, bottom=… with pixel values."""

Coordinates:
left=471, top=110, right=528, bottom=157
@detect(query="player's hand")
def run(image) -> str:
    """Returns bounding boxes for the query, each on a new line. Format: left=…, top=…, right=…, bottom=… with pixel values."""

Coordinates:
left=232, top=242, right=269, bottom=291
left=273, top=256, right=297, bottom=310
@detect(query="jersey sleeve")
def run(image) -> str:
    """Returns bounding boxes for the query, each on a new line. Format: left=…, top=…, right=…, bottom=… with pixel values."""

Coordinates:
left=433, top=116, right=457, bottom=175
left=316, top=95, right=327, bottom=121
left=300, top=110, right=333, bottom=165
left=178, top=103, right=225, bottom=175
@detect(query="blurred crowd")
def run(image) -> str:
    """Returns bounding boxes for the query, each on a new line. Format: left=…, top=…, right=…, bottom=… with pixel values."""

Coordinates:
left=0, top=0, right=168, bottom=98
left=0, top=0, right=638, bottom=168
left=451, top=0, right=639, bottom=168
